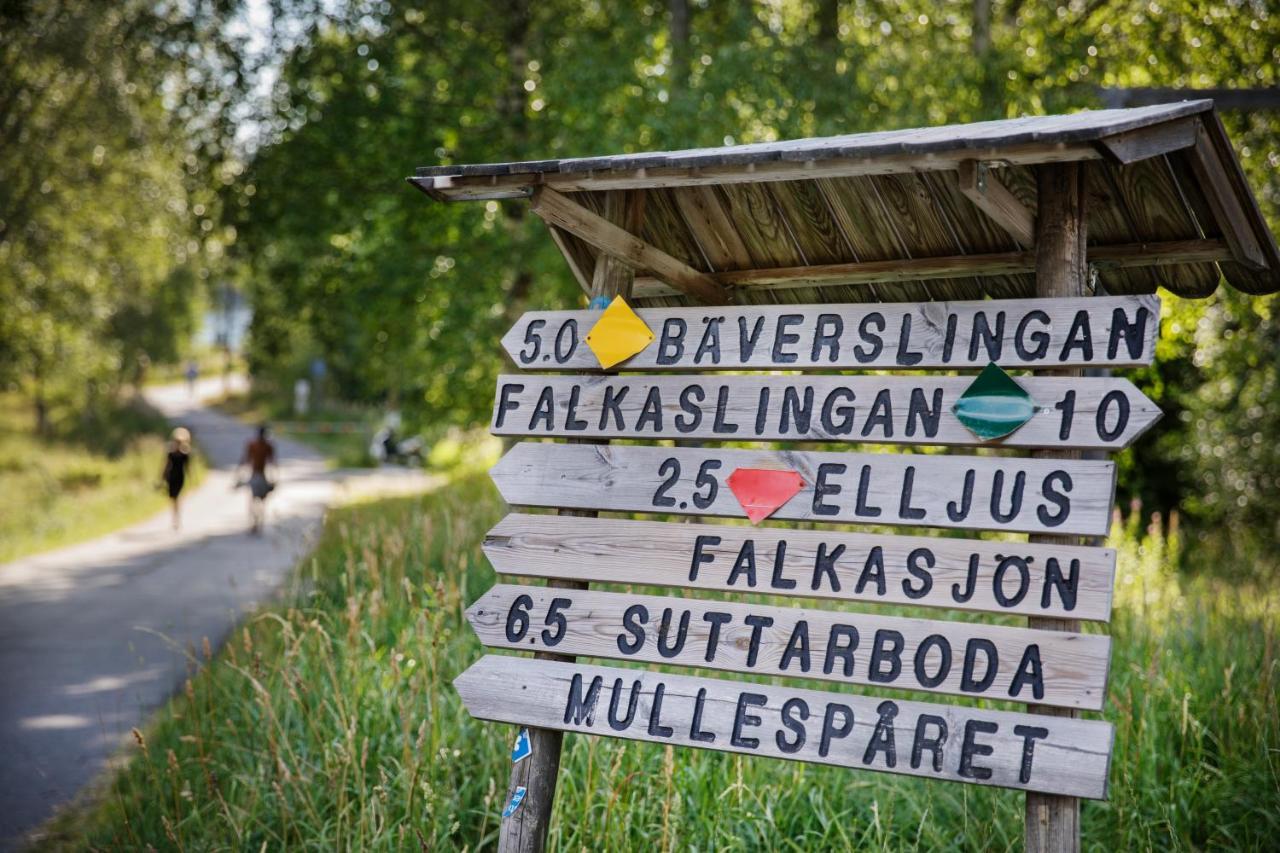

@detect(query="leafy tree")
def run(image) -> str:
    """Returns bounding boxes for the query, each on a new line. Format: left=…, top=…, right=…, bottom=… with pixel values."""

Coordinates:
left=0, top=1, right=248, bottom=431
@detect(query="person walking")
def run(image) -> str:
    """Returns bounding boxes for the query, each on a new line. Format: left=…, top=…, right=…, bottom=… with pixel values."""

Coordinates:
left=238, top=424, right=276, bottom=534
left=161, top=428, right=192, bottom=530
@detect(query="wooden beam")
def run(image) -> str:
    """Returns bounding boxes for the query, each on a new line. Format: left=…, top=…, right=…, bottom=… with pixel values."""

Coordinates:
left=957, top=160, right=1037, bottom=247
left=413, top=141, right=1103, bottom=198
left=1095, top=116, right=1198, bottom=165
left=1185, top=123, right=1269, bottom=270
left=1090, top=238, right=1230, bottom=268
left=629, top=238, right=1230, bottom=298
left=1026, top=161, right=1087, bottom=853
left=529, top=186, right=727, bottom=304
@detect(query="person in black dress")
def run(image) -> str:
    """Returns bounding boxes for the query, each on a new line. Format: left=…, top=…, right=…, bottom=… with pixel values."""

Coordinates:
left=162, top=427, right=192, bottom=530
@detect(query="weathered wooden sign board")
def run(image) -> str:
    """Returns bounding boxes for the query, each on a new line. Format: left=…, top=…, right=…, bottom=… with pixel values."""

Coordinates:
left=491, top=374, right=1160, bottom=449
left=417, top=104, right=1280, bottom=851
left=455, top=656, right=1114, bottom=799
left=501, top=295, right=1158, bottom=371
left=467, top=584, right=1112, bottom=709
left=489, top=442, right=1117, bottom=536
left=460, top=291, right=1147, bottom=829
left=483, top=513, right=1117, bottom=621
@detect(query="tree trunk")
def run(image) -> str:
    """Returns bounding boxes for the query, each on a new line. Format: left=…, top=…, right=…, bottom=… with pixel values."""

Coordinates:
left=817, top=0, right=839, bottom=45
left=498, top=0, right=535, bottom=329
left=973, top=0, right=1002, bottom=118
left=669, top=0, right=691, bottom=99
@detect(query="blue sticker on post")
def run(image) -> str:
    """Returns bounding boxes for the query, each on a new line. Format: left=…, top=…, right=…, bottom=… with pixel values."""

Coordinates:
left=502, top=786, right=527, bottom=818
left=511, top=728, right=532, bottom=763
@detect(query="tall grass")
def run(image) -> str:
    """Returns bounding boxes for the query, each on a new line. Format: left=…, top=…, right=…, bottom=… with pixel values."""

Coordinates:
left=40, top=476, right=1278, bottom=850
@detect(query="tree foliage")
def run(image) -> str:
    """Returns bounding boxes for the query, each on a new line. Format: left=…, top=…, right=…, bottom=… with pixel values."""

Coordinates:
left=0, top=1, right=247, bottom=429
left=233, top=1, right=1279, bottom=533
left=6, top=1, right=1279, bottom=533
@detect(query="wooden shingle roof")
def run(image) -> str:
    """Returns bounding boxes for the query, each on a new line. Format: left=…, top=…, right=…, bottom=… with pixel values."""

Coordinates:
left=410, top=101, right=1280, bottom=305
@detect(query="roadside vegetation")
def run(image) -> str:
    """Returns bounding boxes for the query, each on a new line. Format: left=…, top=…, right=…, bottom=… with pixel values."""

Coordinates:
left=39, top=476, right=1278, bottom=850
left=0, top=392, right=203, bottom=563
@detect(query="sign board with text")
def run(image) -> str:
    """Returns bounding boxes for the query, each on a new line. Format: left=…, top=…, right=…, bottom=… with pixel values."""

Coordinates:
left=467, top=584, right=1112, bottom=710
left=462, top=295, right=1148, bottom=806
left=501, top=295, right=1159, bottom=372
left=455, top=656, right=1114, bottom=800
left=489, top=442, right=1116, bottom=537
left=482, top=513, right=1117, bottom=621
left=491, top=374, right=1160, bottom=450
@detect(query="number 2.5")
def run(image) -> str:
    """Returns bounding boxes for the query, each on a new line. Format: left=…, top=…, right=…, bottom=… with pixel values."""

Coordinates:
left=652, top=458, right=721, bottom=509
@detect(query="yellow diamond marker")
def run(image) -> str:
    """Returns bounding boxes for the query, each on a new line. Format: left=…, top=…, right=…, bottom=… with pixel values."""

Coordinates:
left=585, top=295, right=655, bottom=369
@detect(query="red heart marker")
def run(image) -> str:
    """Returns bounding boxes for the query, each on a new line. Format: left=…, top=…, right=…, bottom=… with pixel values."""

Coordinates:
left=727, top=468, right=805, bottom=524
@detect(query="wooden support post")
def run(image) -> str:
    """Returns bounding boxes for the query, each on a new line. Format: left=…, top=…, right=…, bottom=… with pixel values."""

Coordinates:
left=1026, top=163, right=1087, bottom=853
left=497, top=190, right=643, bottom=853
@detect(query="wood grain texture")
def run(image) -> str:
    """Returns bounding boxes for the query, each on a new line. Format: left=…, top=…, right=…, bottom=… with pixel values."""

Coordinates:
left=483, top=513, right=1117, bottom=621
left=671, top=185, right=754, bottom=271
left=454, top=656, right=1115, bottom=799
left=488, top=442, right=1116, bottom=537
left=467, top=584, right=1113, bottom=710
left=1185, top=123, right=1268, bottom=270
left=719, top=182, right=804, bottom=268
left=1194, top=110, right=1280, bottom=295
left=767, top=180, right=850, bottom=265
left=626, top=240, right=1226, bottom=299
left=588, top=192, right=647, bottom=298
left=490, top=374, right=1161, bottom=450
left=958, top=161, right=1037, bottom=247
left=1096, top=116, right=1197, bottom=165
left=415, top=142, right=1104, bottom=196
left=528, top=186, right=726, bottom=304
left=1026, top=161, right=1087, bottom=853
left=1106, top=157, right=1219, bottom=297
left=501, top=295, right=1160, bottom=371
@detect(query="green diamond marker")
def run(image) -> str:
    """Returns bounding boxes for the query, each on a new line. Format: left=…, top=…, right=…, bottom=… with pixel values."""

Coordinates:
left=952, top=362, right=1037, bottom=442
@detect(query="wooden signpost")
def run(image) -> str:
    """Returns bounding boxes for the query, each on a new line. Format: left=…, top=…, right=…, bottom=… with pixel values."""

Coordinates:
left=463, top=288, right=1152, bottom=851
left=462, top=267, right=1154, bottom=848
left=414, top=104, right=1280, bottom=852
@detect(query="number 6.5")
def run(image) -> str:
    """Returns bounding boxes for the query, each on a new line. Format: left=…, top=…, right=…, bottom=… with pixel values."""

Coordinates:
left=504, top=595, right=572, bottom=646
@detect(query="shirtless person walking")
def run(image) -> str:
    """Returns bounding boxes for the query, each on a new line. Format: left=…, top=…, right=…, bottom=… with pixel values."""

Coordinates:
left=239, top=425, right=276, bottom=534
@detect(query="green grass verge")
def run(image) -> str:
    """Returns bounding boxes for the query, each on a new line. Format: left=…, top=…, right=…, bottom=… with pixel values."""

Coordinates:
left=38, top=476, right=1279, bottom=850
left=0, top=392, right=203, bottom=563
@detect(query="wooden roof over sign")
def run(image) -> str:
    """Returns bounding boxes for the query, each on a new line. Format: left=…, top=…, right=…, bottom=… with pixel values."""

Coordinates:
left=410, top=100, right=1280, bottom=305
